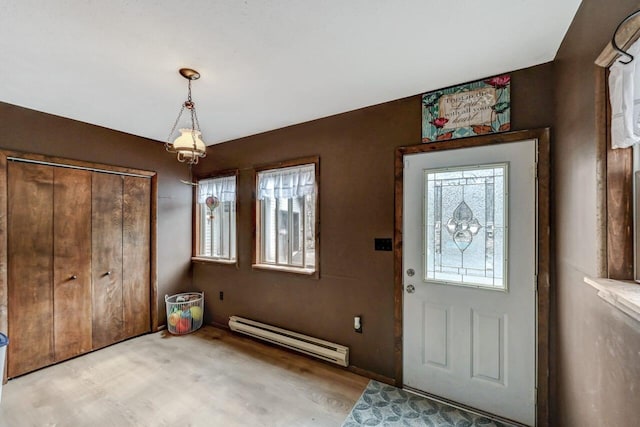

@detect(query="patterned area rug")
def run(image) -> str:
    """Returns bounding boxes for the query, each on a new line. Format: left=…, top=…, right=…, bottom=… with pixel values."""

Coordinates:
left=342, top=380, right=513, bottom=427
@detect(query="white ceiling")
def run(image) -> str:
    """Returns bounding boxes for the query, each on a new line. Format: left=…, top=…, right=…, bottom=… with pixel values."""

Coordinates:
left=0, top=0, right=581, bottom=146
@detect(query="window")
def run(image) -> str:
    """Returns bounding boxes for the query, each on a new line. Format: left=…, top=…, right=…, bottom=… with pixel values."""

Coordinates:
left=607, top=37, right=640, bottom=280
left=254, top=160, right=318, bottom=274
left=424, top=164, right=507, bottom=290
left=195, top=174, right=237, bottom=262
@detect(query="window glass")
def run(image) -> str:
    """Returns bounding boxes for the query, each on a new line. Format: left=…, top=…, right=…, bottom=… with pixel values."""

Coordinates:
left=196, top=175, right=237, bottom=261
left=424, top=163, right=507, bottom=290
left=256, top=163, right=316, bottom=271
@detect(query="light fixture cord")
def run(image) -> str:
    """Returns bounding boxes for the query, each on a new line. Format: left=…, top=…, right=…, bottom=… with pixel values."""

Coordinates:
left=188, top=80, right=200, bottom=151
left=166, top=103, right=185, bottom=144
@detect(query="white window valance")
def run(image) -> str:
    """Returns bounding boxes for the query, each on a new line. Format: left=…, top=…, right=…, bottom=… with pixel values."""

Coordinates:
left=257, top=164, right=315, bottom=200
left=198, top=175, right=236, bottom=203
left=609, top=39, right=640, bottom=148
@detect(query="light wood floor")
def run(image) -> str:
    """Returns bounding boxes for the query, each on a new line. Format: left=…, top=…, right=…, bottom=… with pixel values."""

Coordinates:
left=0, top=326, right=369, bottom=426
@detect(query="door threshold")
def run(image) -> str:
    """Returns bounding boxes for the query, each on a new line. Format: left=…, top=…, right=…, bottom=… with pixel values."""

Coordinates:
left=402, top=385, right=528, bottom=427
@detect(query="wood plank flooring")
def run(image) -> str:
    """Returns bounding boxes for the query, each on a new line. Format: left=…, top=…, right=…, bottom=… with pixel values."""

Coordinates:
left=0, top=326, right=368, bottom=427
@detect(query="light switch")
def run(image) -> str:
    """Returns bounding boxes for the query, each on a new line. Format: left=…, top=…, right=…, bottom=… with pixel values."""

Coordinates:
left=374, top=238, right=392, bottom=251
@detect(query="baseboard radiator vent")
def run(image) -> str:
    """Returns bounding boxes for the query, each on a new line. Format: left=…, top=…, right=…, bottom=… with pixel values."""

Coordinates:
left=228, top=316, right=349, bottom=367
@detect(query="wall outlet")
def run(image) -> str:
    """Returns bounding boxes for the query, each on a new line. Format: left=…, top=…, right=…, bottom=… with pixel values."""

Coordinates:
left=354, top=315, right=362, bottom=333
left=219, top=291, right=224, bottom=301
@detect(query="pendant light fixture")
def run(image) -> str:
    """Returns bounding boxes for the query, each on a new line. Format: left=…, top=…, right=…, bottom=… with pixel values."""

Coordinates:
left=165, top=68, right=207, bottom=165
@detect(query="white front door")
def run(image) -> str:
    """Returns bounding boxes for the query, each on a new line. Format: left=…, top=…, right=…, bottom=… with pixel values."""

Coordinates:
left=402, top=139, right=537, bottom=426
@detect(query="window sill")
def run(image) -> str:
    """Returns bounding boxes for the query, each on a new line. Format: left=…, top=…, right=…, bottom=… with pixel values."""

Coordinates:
left=584, top=276, right=640, bottom=322
left=252, top=263, right=316, bottom=276
left=192, top=256, right=237, bottom=265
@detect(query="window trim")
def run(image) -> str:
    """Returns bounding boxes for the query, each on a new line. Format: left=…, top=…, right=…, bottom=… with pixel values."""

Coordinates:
left=595, top=66, right=635, bottom=280
left=252, top=156, right=320, bottom=278
left=192, top=169, right=239, bottom=266
left=594, top=17, right=640, bottom=281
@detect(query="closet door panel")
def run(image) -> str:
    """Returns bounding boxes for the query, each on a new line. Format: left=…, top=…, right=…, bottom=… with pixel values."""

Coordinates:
left=123, top=176, right=151, bottom=338
left=92, top=173, right=124, bottom=349
left=53, top=167, right=92, bottom=361
left=7, top=162, right=54, bottom=377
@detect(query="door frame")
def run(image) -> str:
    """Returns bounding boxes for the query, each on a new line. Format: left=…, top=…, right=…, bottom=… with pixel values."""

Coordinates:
left=0, top=149, right=160, bottom=379
left=394, top=128, right=551, bottom=426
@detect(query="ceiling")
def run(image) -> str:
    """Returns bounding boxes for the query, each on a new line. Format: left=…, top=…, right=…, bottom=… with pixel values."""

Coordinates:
left=0, top=0, right=581, bottom=146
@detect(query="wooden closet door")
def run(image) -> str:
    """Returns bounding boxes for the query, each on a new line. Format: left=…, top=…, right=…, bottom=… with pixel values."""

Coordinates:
left=53, top=167, right=92, bottom=361
left=122, top=176, right=151, bottom=339
left=7, top=162, right=54, bottom=377
left=92, top=172, right=124, bottom=349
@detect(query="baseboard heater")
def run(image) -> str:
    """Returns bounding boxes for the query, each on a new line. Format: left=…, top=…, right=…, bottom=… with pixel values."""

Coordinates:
left=228, top=316, right=349, bottom=367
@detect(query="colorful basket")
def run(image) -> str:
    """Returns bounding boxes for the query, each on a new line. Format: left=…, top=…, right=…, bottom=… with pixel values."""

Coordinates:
left=165, top=292, right=204, bottom=335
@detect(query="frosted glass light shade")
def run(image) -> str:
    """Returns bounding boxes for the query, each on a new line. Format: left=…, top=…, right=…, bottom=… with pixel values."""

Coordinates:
left=172, top=128, right=206, bottom=163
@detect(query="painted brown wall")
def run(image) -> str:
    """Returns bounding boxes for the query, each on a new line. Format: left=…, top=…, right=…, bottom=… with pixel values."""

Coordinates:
left=0, top=101, right=193, bottom=326
left=193, top=64, right=553, bottom=378
left=553, top=0, right=640, bottom=425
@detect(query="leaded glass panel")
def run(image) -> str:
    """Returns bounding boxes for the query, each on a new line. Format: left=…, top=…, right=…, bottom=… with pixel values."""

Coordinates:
left=424, top=163, right=508, bottom=290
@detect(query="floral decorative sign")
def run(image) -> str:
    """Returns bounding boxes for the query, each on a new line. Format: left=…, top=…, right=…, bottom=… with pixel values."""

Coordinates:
left=422, top=74, right=511, bottom=142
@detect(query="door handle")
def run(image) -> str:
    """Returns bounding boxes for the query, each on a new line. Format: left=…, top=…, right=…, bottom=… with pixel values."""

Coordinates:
left=406, top=284, right=415, bottom=293
left=70, top=275, right=77, bottom=280
left=105, top=271, right=112, bottom=277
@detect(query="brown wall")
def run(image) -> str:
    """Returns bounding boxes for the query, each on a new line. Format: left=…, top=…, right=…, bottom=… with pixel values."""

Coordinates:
left=553, top=0, right=640, bottom=425
left=0, top=101, right=193, bottom=326
left=4, top=2, right=640, bottom=421
left=193, top=64, right=554, bottom=378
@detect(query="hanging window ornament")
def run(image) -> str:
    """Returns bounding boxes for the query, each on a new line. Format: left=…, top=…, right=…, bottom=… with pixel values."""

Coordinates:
left=205, top=195, right=220, bottom=219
